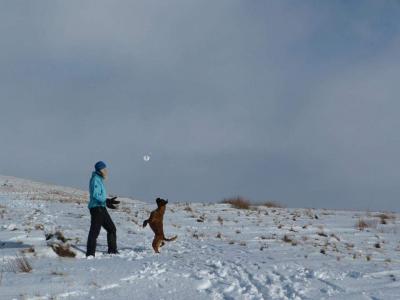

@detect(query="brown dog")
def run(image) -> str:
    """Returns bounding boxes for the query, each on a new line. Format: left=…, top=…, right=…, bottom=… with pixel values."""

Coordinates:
left=143, top=198, right=177, bottom=253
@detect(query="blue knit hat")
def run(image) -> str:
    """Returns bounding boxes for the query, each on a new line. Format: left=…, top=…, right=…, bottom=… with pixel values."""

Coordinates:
left=95, top=161, right=107, bottom=171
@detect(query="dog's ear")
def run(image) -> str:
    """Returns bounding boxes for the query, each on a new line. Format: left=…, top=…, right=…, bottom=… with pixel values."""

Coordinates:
left=165, top=199, right=168, bottom=204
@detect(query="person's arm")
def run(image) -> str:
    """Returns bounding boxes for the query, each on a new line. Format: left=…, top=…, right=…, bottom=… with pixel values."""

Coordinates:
left=92, top=177, right=106, bottom=204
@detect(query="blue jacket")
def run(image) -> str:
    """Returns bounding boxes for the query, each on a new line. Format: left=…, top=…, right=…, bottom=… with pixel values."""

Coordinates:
left=88, top=171, right=107, bottom=209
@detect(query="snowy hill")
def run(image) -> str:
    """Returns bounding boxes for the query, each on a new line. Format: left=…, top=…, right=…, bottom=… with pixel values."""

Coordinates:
left=0, top=175, right=399, bottom=300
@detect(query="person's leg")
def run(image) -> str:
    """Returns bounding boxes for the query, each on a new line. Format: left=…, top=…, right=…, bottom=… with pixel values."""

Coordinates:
left=86, top=207, right=104, bottom=257
left=102, top=208, right=117, bottom=254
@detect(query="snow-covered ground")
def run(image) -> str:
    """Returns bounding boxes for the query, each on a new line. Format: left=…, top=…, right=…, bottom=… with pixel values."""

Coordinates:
left=0, top=175, right=399, bottom=300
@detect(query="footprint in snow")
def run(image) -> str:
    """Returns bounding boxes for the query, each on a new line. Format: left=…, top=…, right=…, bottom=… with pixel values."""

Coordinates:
left=197, top=279, right=212, bottom=291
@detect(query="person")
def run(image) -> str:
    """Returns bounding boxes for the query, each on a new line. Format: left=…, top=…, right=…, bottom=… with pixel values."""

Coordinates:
left=86, top=161, right=120, bottom=257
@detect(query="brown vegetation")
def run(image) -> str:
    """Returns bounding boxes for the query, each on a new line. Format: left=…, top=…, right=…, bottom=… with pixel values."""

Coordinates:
left=3, top=255, right=32, bottom=273
left=51, top=244, right=76, bottom=258
left=183, top=205, right=193, bottom=212
left=263, top=201, right=284, bottom=208
left=375, top=213, right=396, bottom=225
left=356, top=218, right=377, bottom=231
left=222, top=197, right=250, bottom=209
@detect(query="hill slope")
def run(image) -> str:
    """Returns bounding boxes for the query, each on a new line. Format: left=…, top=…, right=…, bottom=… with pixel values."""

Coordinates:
left=0, top=175, right=399, bottom=299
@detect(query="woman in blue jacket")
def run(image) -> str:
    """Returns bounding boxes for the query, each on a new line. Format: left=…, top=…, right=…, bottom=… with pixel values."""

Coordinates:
left=86, top=161, right=120, bottom=257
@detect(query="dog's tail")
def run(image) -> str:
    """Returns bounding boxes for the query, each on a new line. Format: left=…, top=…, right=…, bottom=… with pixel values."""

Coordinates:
left=143, top=220, right=148, bottom=228
left=163, top=235, right=177, bottom=242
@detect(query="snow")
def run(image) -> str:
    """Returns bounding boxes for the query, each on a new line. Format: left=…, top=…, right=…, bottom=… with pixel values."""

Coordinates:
left=1, top=175, right=400, bottom=299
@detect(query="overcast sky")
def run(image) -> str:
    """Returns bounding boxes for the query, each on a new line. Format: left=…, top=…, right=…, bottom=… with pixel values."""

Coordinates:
left=1, top=1, right=400, bottom=211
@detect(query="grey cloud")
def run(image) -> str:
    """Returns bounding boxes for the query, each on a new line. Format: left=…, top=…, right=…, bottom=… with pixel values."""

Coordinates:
left=1, top=1, right=400, bottom=211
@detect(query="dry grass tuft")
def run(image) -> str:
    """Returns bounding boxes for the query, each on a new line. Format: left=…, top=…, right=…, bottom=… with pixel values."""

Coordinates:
left=46, top=230, right=76, bottom=258
left=183, top=205, right=193, bottom=212
left=34, top=224, right=44, bottom=230
left=192, top=232, right=205, bottom=239
left=46, top=231, right=68, bottom=243
left=20, top=247, right=35, bottom=254
left=317, top=231, right=328, bottom=237
left=3, top=255, right=32, bottom=273
left=196, top=215, right=205, bottom=223
left=0, top=206, right=6, bottom=219
left=51, top=244, right=76, bottom=258
left=263, top=201, right=284, bottom=208
left=51, top=271, right=66, bottom=276
left=15, top=255, right=32, bottom=272
left=222, top=196, right=251, bottom=209
left=356, top=218, right=377, bottom=231
left=282, top=234, right=297, bottom=245
left=375, top=213, right=396, bottom=225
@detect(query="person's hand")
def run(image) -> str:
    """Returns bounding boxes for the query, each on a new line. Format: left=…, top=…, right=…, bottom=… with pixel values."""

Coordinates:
left=106, top=196, right=120, bottom=209
left=108, top=196, right=120, bottom=204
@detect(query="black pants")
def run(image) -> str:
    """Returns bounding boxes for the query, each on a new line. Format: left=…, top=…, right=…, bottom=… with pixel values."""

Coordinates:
left=86, top=206, right=117, bottom=256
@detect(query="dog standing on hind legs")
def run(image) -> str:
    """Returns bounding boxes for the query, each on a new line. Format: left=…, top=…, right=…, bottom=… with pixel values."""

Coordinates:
left=143, top=198, right=177, bottom=253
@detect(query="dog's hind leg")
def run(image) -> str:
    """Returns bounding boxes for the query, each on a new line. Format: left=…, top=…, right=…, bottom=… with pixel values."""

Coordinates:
left=152, top=238, right=158, bottom=253
left=152, top=237, right=162, bottom=253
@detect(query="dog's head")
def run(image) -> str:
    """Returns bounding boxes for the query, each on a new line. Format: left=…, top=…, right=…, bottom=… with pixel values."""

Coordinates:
left=156, top=197, right=168, bottom=207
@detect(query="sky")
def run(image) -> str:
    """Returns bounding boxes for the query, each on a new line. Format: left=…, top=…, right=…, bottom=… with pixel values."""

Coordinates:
left=1, top=1, right=400, bottom=211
